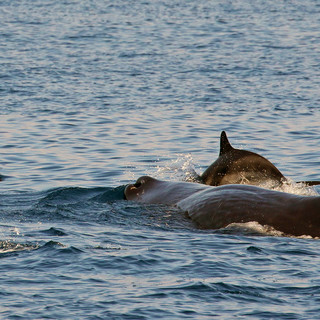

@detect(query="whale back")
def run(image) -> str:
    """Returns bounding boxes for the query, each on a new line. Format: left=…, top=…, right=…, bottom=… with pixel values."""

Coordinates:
left=177, top=183, right=320, bottom=237
left=125, top=177, right=320, bottom=237
left=124, top=176, right=208, bottom=205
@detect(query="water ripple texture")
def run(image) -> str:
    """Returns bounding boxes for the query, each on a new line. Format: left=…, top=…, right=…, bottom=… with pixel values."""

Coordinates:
left=0, top=0, right=320, bottom=319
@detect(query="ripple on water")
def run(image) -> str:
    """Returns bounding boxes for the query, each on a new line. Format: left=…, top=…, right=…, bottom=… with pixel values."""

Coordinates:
left=1, top=0, right=320, bottom=319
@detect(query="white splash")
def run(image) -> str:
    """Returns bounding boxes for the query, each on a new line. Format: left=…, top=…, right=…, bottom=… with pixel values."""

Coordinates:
left=265, top=178, right=319, bottom=196
left=223, top=221, right=318, bottom=239
left=224, top=221, right=285, bottom=237
left=156, top=154, right=200, bottom=182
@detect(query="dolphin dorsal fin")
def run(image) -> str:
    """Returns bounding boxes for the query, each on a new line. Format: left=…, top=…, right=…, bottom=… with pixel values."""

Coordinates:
left=220, top=131, right=233, bottom=155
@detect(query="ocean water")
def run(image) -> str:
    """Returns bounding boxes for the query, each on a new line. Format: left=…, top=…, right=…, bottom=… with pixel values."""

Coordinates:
left=1, top=0, right=320, bottom=319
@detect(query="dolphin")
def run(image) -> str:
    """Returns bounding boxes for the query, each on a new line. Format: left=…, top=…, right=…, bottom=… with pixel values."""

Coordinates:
left=200, top=131, right=320, bottom=187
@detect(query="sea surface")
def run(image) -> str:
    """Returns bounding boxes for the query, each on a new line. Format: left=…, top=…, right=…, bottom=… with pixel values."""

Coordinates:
left=1, top=0, right=320, bottom=319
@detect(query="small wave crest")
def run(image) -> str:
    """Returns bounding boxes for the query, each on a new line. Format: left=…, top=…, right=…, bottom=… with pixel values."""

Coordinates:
left=40, top=187, right=109, bottom=204
left=0, top=240, right=39, bottom=254
left=0, top=239, right=84, bottom=257
left=41, top=185, right=126, bottom=204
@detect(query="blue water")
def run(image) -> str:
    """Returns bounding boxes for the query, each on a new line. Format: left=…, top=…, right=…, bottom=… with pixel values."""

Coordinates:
left=1, top=0, right=320, bottom=318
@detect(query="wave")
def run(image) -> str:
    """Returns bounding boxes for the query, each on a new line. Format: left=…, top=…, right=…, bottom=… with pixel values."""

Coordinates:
left=39, top=185, right=126, bottom=204
left=0, top=186, right=126, bottom=224
left=0, top=240, right=38, bottom=254
left=0, top=238, right=86, bottom=263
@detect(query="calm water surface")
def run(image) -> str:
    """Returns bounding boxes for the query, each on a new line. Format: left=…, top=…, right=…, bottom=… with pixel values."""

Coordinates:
left=0, top=0, right=320, bottom=319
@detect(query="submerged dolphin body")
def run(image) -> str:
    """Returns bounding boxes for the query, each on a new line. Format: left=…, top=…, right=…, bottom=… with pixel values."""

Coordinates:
left=200, top=131, right=320, bottom=187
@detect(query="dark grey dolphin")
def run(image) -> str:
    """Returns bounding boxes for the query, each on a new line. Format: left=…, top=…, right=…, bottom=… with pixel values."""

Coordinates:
left=200, top=131, right=320, bottom=187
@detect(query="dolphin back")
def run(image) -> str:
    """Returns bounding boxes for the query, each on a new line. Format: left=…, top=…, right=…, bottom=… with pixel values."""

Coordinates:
left=201, top=131, right=285, bottom=186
